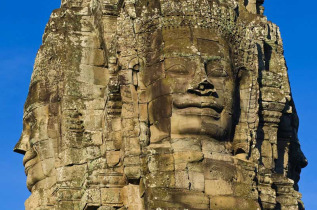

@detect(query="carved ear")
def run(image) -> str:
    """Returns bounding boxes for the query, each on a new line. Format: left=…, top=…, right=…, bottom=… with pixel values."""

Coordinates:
left=236, top=67, right=248, bottom=81
left=128, top=57, right=139, bottom=69
left=232, top=67, right=254, bottom=155
left=128, top=57, right=145, bottom=70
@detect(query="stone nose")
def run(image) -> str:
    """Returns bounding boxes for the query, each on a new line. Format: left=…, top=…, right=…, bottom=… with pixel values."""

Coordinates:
left=188, top=79, right=217, bottom=97
left=14, top=133, right=29, bottom=155
left=299, top=151, right=308, bottom=169
left=198, top=80, right=215, bottom=91
left=301, top=158, right=308, bottom=168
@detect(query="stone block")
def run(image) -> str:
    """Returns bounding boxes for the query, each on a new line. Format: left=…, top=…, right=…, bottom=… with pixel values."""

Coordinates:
left=141, top=62, right=165, bottom=87
left=56, top=165, right=86, bottom=188
left=85, top=146, right=101, bottom=160
left=234, top=182, right=258, bottom=199
left=149, top=118, right=170, bottom=143
left=124, top=165, right=141, bottom=180
left=123, top=155, right=140, bottom=166
left=106, top=151, right=121, bottom=167
left=204, top=159, right=236, bottom=181
left=262, top=156, right=274, bottom=169
left=205, top=179, right=233, bottom=196
left=146, top=188, right=209, bottom=209
left=138, top=103, right=148, bottom=122
left=148, top=153, right=174, bottom=172
left=146, top=78, right=172, bottom=101
left=58, top=148, right=85, bottom=166
left=93, top=67, right=108, bottom=86
left=118, top=70, right=133, bottom=86
left=122, top=103, right=138, bottom=118
left=171, top=138, right=201, bottom=152
left=91, top=132, right=103, bottom=145
left=209, top=196, right=260, bottom=210
left=82, top=48, right=105, bottom=66
left=146, top=171, right=175, bottom=188
left=122, top=184, right=144, bottom=209
left=112, top=132, right=123, bottom=150
left=175, top=170, right=190, bottom=189
left=148, top=95, right=172, bottom=124
left=172, top=190, right=210, bottom=209
left=173, top=151, right=204, bottom=164
left=80, top=188, right=101, bottom=208
left=104, top=174, right=126, bottom=187
left=101, top=188, right=123, bottom=205
left=261, top=140, right=272, bottom=157
left=124, top=137, right=141, bottom=156
left=189, top=171, right=205, bottom=191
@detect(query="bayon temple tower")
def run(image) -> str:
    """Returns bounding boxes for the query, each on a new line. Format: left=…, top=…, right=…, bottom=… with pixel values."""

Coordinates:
left=14, top=0, right=307, bottom=209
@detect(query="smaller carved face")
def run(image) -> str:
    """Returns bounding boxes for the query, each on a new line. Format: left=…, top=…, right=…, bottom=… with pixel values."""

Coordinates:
left=277, top=112, right=308, bottom=189
left=15, top=92, right=56, bottom=191
left=288, top=140, right=308, bottom=190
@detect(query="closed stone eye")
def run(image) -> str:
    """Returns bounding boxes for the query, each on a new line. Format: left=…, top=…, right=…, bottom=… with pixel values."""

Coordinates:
left=205, top=60, right=228, bottom=78
left=207, top=68, right=228, bottom=78
left=166, top=64, right=189, bottom=75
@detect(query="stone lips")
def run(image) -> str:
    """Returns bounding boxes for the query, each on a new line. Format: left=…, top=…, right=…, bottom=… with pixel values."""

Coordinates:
left=14, top=0, right=307, bottom=209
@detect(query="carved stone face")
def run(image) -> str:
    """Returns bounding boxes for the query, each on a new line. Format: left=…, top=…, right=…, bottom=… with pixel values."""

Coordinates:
left=14, top=84, right=57, bottom=192
left=289, top=142, right=307, bottom=187
left=17, top=108, right=55, bottom=191
left=146, top=28, right=235, bottom=141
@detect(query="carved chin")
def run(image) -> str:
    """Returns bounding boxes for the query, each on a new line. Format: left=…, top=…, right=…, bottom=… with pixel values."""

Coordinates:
left=171, top=112, right=230, bottom=140
left=26, top=162, right=46, bottom=191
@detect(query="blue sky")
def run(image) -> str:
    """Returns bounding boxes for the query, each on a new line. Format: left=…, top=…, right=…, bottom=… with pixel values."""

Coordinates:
left=0, top=0, right=316, bottom=209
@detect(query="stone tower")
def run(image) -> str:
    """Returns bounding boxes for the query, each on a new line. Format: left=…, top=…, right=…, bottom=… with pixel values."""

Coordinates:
left=14, top=0, right=307, bottom=209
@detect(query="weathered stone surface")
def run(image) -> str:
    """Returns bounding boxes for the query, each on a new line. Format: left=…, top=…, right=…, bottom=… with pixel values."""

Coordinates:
left=15, top=0, right=307, bottom=209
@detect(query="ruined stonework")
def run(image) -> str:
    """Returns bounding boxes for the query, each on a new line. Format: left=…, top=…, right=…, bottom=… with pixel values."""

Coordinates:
left=14, top=0, right=307, bottom=209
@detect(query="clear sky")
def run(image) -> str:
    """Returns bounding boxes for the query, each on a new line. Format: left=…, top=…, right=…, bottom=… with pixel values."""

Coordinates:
left=0, top=0, right=316, bottom=209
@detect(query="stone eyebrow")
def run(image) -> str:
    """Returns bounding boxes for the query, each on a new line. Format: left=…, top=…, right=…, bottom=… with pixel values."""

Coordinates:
left=165, top=63, right=187, bottom=70
left=204, top=56, right=222, bottom=62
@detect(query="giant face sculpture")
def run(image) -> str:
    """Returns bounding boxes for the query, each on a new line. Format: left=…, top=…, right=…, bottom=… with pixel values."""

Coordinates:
left=167, top=31, right=234, bottom=140
left=144, top=28, right=236, bottom=144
